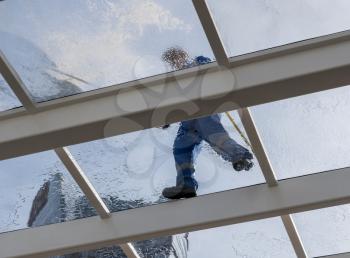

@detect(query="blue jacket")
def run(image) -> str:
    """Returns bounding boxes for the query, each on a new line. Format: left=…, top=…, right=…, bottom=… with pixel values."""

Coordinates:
left=184, top=56, right=212, bottom=68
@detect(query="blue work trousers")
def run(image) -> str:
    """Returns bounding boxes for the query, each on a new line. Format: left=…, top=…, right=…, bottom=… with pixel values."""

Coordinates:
left=173, top=114, right=251, bottom=187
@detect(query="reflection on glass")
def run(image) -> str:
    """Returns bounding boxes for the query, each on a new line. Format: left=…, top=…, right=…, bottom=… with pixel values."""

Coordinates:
left=0, top=151, right=93, bottom=234
left=0, top=74, right=22, bottom=111
left=251, top=85, right=350, bottom=179
left=207, top=0, right=350, bottom=57
left=0, top=0, right=212, bottom=102
left=68, top=111, right=264, bottom=212
left=294, top=205, right=350, bottom=257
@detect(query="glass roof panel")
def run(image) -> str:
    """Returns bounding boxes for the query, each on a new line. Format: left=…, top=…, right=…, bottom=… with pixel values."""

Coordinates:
left=294, top=204, right=350, bottom=257
left=207, top=0, right=350, bottom=57
left=251, top=85, right=350, bottom=179
left=0, top=74, right=22, bottom=111
left=68, top=110, right=265, bottom=213
left=0, top=0, right=213, bottom=102
left=0, top=151, right=95, bottom=234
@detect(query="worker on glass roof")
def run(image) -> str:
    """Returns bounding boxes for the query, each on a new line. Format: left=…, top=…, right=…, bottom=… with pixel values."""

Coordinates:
left=161, top=46, right=254, bottom=200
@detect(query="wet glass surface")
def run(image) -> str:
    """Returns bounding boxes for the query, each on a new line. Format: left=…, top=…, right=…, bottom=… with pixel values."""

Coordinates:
left=207, top=0, right=350, bottom=57
left=251, top=85, right=350, bottom=179
left=68, top=111, right=265, bottom=212
left=0, top=0, right=212, bottom=102
left=2, top=3, right=350, bottom=256
left=0, top=74, right=22, bottom=111
left=294, top=205, right=350, bottom=257
left=177, top=217, right=297, bottom=258
left=0, top=151, right=94, bottom=234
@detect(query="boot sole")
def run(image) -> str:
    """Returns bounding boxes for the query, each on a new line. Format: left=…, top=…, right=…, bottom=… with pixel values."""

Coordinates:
left=163, top=190, right=197, bottom=200
left=183, top=192, right=197, bottom=198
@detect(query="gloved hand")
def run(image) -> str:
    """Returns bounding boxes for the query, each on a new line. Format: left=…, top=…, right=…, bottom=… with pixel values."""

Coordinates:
left=161, top=124, right=170, bottom=129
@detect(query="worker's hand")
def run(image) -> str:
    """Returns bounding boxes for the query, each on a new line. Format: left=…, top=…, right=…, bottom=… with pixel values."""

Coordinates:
left=161, top=124, right=170, bottom=129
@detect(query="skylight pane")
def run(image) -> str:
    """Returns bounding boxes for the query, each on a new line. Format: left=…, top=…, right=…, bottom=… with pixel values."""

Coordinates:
left=251, top=85, right=350, bottom=179
left=0, top=0, right=212, bottom=102
left=207, top=0, right=350, bottom=57
left=0, top=74, right=22, bottom=111
left=68, top=111, right=264, bottom=213
left=293, top=205, right=350, bottom=257
left=0, top=151, right=95, bottom=234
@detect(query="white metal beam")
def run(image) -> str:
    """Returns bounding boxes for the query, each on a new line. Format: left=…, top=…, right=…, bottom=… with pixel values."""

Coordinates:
left=192, top=0, right=230, bottom=66
left=0, top=50, right=37, bottom=112
left=1, top=47, right=112, bottom=220
left=54, top=147, right=110, bottom=219
left=54, top=148, right=143, bottom=257
left=1, top=31, right=350, bottom=160
left=1, top=167, right=350, bottom=258
left=191, top=1, right=307, bottom=254
left=238, top=108, right=278, bottom=186
left=239, top=108, right=307, bottom=258
left=120, top=244, right=141, bottom=258
left=0, top=44, right=143, bottom=258
left=281, top=215, right=308, bottom=258
left=0, top=58, right=139, bottom=258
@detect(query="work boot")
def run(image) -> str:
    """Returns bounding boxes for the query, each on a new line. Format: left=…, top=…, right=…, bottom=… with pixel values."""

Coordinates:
left=233, top=159, right=254, bottom=171
left=232, top=151, right=254, bottom=172
left=162, top=177, right=198, bottom=200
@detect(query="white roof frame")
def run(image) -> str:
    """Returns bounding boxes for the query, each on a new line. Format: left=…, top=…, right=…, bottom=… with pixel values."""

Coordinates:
left=54, top=147, right=111, bottom=219
left=1, top=1, right=350, bottom=257
left=1, top=29, right=350, bottom=161
left=193, top=1, right=307, bottom=255
left=239, top=109, right=307, bottom=258
left=1, top=43, right=139, bottom=258
left=1, top=168, right=350, bottom=258
left=192, top=0, right=229, bottom=67
left=0, top=50, right=37, bottom=112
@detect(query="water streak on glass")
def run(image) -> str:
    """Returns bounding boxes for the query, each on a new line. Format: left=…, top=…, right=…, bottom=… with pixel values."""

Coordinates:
left=68, top=111, right=264, bottom=212
left=251, top=85, right=350, bottom=179
left=0, top=74, right=22, bottom=111
left=0, top=151, right=94, bottom=234
left=207, top=0, right=350, bottom=57
left=294, top=205, right=350, bottom=257
left=0, top=0, right=212, bottom=102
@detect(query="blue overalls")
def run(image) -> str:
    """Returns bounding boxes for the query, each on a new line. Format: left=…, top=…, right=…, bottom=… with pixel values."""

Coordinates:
left=173, top=56, right=252, bottom=189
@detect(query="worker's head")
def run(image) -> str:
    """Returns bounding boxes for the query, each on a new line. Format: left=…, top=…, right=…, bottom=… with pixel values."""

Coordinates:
left=161, top=46, right=190, bottom=70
